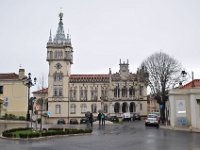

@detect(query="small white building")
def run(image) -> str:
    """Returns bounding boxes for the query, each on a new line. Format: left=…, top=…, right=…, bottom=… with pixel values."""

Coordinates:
left=169, top=80, right=200, bottom=130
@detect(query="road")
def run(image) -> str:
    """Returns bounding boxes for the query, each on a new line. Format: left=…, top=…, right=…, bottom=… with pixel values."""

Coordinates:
left=0, top=121, right=200, bottom=150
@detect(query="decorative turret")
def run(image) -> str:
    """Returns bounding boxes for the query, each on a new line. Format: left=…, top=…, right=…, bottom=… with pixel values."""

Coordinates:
left=47, top=12, right=72, bottom=47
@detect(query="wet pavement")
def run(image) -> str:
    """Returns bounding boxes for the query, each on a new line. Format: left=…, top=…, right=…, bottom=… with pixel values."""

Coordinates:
left=0, top=121, right=200, bottom=150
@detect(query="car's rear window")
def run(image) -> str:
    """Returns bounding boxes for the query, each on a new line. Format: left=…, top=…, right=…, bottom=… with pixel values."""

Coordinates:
left=148, top=115, right=157, bottom=118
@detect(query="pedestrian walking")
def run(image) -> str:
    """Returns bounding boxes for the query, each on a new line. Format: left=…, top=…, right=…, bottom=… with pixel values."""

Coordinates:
left=101, top=113, right=105, bottom=126
left=89, top=113, right=93, bottom=127
left=98, top=112, right=102, bottom=126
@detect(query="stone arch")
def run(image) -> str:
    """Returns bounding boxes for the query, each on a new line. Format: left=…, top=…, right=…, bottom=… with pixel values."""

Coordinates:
left=129, top=102, right=136, bottom=112
left=114, top=102, right=120, bottom=113
left=122, top=102, right=128, bottom=113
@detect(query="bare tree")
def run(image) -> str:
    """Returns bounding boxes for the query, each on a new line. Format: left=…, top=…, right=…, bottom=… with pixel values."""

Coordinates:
left=141, top=52, right=182, bottom=123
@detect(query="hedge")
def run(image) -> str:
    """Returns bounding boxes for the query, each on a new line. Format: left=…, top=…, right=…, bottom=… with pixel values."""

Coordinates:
left=2, top=128, right=92, bottom=138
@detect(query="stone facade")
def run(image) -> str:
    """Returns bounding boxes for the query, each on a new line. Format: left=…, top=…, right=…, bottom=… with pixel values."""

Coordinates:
left=34, top=13, right=149, bottom=124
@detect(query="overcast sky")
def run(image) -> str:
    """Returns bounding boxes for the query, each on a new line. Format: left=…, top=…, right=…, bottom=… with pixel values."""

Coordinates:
left=0, top=0, right=200, bottom=91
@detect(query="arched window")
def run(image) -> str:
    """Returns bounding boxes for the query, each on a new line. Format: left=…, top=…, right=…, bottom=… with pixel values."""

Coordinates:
left=129, top=102, right=136, bottom=112
left=70, top=104, right=76, bottom=114
left=114, top=102, right=120, bottom=113
left=122, top=102, right=128, bottom=113
left=81, top=103, right=87, bottom=113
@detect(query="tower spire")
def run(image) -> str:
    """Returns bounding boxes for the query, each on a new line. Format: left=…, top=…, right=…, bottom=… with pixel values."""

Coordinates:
left=53, top=12, right=67, bottom=44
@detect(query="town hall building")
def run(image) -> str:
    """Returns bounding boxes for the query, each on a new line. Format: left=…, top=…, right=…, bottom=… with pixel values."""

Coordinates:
left=34, top=12, right=149, bottom=124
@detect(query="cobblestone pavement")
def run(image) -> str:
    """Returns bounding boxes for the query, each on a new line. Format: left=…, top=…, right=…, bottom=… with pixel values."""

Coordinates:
left=1, top=121, right=200, bottom=150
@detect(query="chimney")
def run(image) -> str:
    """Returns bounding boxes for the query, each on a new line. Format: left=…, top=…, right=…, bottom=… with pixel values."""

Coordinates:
left=192, top=71, right=195, bottom=87
left=19, top=69, right=25, bottom=80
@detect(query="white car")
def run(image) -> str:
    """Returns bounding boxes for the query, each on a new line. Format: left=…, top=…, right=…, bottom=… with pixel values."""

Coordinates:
left=145, top=114, right=159, bottom=128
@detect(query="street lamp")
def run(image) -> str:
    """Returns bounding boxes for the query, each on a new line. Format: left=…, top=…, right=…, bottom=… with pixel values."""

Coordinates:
left=23, top=73, right=36, bottom=122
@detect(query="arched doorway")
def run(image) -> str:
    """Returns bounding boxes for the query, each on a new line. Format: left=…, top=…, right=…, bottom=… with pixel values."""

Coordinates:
left=122, top=102, right=128, bottom=113
left=114, top=102, right=120, bottom=113
left=129, top=102, right=136, bottom=112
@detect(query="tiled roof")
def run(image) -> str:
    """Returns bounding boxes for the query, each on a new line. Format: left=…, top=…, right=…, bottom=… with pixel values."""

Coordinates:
left=0, top=73, right=19, bottom=80
left=33, top=88, right=48, bottom=94
left=70, top=74, right=109, bottom=79
left=70, top=74, right=109, bottom=83
left=182, top=79, right=200, bottom=89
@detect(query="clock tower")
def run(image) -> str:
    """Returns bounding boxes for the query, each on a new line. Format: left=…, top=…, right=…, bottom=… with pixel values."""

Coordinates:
left=119, top=59, right=130, bottom=80
left=46, top=12, right=73, bottom=120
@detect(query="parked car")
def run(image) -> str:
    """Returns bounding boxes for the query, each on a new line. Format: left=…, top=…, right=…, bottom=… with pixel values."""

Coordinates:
left=80, top=118, right=88, bottom=124
left=132, top=113, right=141, bottom=121
left=145, top=114, right=159, bottom=128
left=108, top=116, right=119, bottom=122
left=57, top=119, right=66, bottom=124
left=70, top=119, right=78, bottom=124
left=122, top=112, right=131, bottom=121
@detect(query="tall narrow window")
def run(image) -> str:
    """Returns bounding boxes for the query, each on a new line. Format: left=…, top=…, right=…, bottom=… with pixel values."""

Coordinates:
left=91, top=104, right=97, bottom=113
left=81, top=103, right=87, bottom=113
left=140, top=86, right=143, bottom=96
left=54, top=88, right=58, bottom=96
left=55, top=104, right=61, bottom=114
left=114, top=87, right=117, bottom=97
left=59, top=87, right=63, bottom=96
left=70, top=104, right=76, bottom=114
left=104, top=104, right=108, bottom=113
left=122, top=86, right=127, bottom=97
left=53, top=86, right=63, bottom=97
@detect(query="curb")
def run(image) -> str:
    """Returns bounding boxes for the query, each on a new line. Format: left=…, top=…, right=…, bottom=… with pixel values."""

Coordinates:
left=160, top=125, right=200, bottom=133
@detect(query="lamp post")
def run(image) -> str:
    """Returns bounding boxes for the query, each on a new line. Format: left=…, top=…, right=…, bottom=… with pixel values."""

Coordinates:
left=23, top=73, right=36, bottom=123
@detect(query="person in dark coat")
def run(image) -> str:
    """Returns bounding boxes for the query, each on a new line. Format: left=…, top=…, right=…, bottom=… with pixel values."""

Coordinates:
left=98, top=112, right=102, bottom=126
left=89, top=113, right=93, bottom=127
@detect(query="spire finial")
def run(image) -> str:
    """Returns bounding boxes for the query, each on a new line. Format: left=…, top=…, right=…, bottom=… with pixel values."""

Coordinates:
left=59, top=8, right=63, bottom=21
left=59, top=12, right=63, bottom=20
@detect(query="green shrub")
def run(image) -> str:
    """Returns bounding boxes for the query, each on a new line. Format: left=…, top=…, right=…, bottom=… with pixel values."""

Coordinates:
left=18, top=116, right=26, bottom=120
left=7, top=114, right=17, bottom=120
left=19, top=132, right=40, bottom=138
